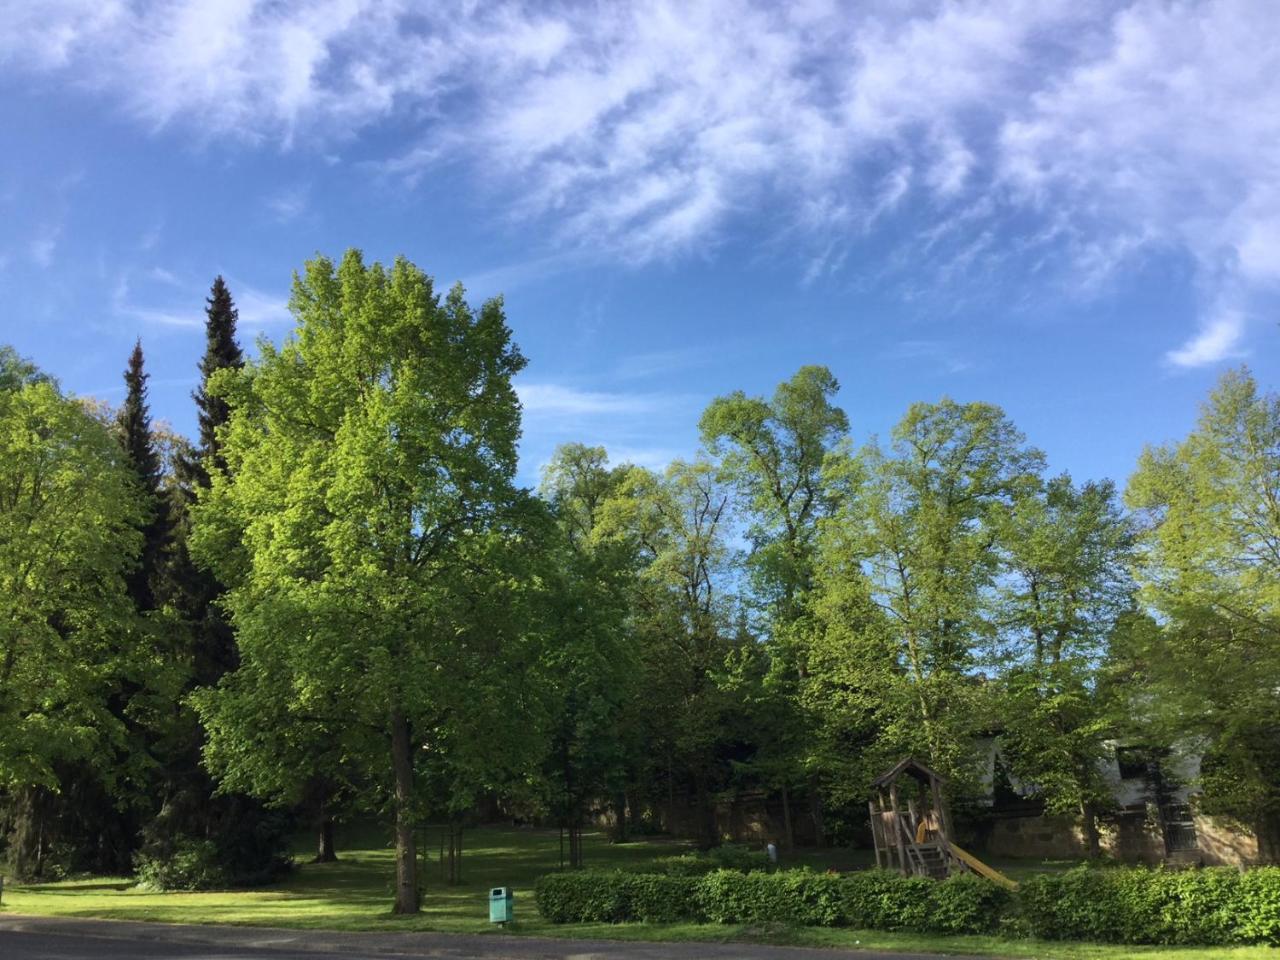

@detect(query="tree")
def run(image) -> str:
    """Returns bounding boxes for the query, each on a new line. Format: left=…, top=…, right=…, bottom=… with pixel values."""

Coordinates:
left=700, top=365, right=849, bottom=846
left=117, top=339, right=170, bottom=612
left=172, top=276, right=245, bottom=685
left=177, top=276, right=244, bottom=491
left=0, top=366, right=143, bottom=877
left=811, top=400, right=1043, bottom=795
left=596, top=459, right=738, bottom=847
left=994, top=475, right=1135, bottom=857
left=192, top=250, right=540, bottom=912
left=538, top=443, right=639, bottom=862
left=1126, top=368, right=1280, bottom=860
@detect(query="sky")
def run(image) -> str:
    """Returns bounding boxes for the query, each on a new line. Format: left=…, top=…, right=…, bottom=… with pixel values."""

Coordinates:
left=1, top=0, right=1278, bottom=489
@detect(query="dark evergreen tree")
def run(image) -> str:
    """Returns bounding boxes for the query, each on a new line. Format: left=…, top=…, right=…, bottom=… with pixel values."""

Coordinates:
left=118, top=338, right=168, bottom=611
left=190, top=275, right=244, bottom=485
left=172, top=276, right=245, bottom=681
left=138, top=278, right=291, bottom=887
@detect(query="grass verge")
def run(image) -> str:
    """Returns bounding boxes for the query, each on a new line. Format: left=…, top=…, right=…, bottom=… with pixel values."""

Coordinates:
left=2, top=825, right=1272, bottom=960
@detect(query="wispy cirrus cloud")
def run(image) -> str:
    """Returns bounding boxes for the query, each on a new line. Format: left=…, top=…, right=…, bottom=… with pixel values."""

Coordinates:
left=111, top=270, right=291, bottom=331
left=516, top=383, right=685, bottom=417
left=5, top=0, right=1279, bottom=365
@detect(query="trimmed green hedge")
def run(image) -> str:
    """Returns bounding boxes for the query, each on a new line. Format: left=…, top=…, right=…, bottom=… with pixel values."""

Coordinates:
left=1020, top=865, right=1280, bottom=945
left=535, top=868, right=1006, bottom=934
left=535, top=865, right=1280, bottom=946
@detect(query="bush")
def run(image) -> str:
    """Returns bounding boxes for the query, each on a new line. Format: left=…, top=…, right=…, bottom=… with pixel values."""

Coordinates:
left=654, top=844, right=771, bottom=876
left=537, top=863, right=1280, bottom=946
left=135, top=839, right=230, bottom=891
left=538, top=866, right=999, bottom=933
left=1018, top=865, right=1280, bottom=946
left=924, top=872, right=1010, bottom=934
left=697, top=869, right=849, bottom=926
left=535, top=871, right=700, bottom=923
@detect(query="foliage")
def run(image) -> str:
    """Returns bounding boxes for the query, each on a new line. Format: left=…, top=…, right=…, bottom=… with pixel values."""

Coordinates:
left=536, top=444, right=640, bottom=857
left=653, top=844, right=771, bottom=876
left=993, top=475, right=1135, bottom=849
left=538, top=866, right=1002, bottom=934
left=1125, top=368, right=1280, bottom=857
left=190, top=251, right=544, bottom=912
left=0, top=376, right=143, bottom=794
left=135, top=839, right=229, bottom=891
left=1018, top=865, right=1280, bottom=945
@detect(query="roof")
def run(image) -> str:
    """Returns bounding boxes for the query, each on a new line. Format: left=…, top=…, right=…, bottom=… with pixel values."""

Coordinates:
left=872, top=756, right=947, bottom=788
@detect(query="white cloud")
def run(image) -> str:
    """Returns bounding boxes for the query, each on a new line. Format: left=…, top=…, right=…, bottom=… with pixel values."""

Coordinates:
left=110, top=270, right=290, bottom=330
left=234, top=283, right=292, bottom=329
left=516, top=383, right=678, bottom=417
left=29, top=225, right=60, bottom=267
left=266, top=183, right=311, bottom=222
left=5, top=0, right=1279, bottom=361
left=1166, top=306, right=1246, bottom=369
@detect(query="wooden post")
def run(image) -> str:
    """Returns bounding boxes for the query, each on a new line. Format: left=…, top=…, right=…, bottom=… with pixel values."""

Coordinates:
left=931, top=776, right=954, bottom=848
left=868, top=801, right=883, bottom=868
left=889, top=782, right=908, bottom=875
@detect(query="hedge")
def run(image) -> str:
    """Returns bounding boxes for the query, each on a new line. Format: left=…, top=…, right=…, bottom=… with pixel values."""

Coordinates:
left=1019, top=865, right=1280, bottom=945
left=535, top=865, right=1280, bottom=945
left=535, top=868, right=1007, bottom=934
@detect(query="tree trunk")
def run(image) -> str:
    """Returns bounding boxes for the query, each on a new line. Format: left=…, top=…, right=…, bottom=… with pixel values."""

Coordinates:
left=694, top=773, right=717, bottom=850
left=390, top=709, right=418, bottom=914
left=809, top=779, right=826, bottom=848
left=315, top=815, right=337, bottom=863
left=780, top=783, right=795, bottom=852
left=1080, top=800, right=1102, bottom=860
left=1257, top=811, right=1280, bottom=864
left=612, top=791, right=628, bottom=843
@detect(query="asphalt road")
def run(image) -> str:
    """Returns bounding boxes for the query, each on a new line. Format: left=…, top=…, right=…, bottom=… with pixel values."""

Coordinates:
left=0, top=916, right=1003, bottom=960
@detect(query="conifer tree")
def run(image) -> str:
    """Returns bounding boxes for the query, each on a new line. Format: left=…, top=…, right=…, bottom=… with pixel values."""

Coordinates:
left=177, top=275, right=244, bottom=492
left=118, top=338, right=168, bottom=611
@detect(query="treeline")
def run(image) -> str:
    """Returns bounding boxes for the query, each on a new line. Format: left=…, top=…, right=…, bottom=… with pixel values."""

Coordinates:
left=1, top=250, right=1277, bottom=910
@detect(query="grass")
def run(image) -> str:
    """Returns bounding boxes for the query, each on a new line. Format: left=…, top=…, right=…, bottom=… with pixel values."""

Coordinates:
left=2, top=824, right=1274, bottom=960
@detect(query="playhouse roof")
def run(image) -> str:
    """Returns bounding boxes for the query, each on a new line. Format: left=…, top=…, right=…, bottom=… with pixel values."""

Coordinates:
left=872, top=756, right=947, bottom=788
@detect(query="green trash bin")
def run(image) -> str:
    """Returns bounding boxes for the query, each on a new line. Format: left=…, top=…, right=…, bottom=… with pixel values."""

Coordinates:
left=489, top=886, right=514, bottom=924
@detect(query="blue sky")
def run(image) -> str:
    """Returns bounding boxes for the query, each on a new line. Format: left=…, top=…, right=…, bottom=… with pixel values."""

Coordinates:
left=2, top=0, right=1278, bottom=488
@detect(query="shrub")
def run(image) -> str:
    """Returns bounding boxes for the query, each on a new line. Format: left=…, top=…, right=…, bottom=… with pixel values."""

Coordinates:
left=654, top=844, right=771, bottom=876
left=1018, top=865, right=1280, bottom=946
left=539, top=866, right=1000, bottom=934
left=135, top=839, right=230, bottom=891
left=534, top=871, right=700, bottom=923
left=537, top=862, right=1280, bottom=946
left=840, top=869, right=933, bottom=930
left=1236, top=867, right=1280, bottom=945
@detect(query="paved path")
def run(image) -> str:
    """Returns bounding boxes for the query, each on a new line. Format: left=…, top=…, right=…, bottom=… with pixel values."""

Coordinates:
left=0, top=915, right=1003, bottom=960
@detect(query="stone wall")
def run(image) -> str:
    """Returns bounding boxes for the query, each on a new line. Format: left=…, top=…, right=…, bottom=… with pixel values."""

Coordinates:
left=981, top=807, right=1260, bottom=866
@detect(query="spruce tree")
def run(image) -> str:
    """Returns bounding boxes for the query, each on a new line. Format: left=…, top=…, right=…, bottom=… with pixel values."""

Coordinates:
left=173, top=276, right=245, bottom=682
left=118, top=338, right=168, bottom=611
left=177, top=275, right=244, bottom=491
left=141, top=277, right=289, bottom=886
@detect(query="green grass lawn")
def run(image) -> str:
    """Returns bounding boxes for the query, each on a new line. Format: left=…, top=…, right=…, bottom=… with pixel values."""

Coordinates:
left=2, top=825, right=1273, bottom=960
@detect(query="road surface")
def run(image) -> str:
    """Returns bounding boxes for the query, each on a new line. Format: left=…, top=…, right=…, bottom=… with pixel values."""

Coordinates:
left=0, top=916, right=1003, bottom=960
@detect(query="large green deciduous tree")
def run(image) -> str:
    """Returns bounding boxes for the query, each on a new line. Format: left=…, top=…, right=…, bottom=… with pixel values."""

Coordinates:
left=1127, top=368, right=1280, bottom=860
left=596, top=459, right=738, bottom=847
left=811, top=400, right=1043, bottom=794
left=538, top=443, right=640, bottom=863
left=0, top=359, right=143, bottom=876
left=994, top=474, right=1135, bottom=856
left=700, top=365, right=849, bottom=846
left=192, top=251, right=541, bottom=912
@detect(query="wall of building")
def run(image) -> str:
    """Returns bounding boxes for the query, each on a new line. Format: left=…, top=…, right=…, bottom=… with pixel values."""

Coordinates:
left=981, top=806, right=1260, bottom=866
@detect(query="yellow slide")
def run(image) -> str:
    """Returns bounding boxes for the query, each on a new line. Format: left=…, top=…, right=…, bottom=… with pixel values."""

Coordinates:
left=948, top=843, right=1019, bottom=890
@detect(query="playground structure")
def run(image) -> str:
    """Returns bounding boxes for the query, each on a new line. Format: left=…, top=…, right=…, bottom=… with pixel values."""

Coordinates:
left=868, top=757, right=1017, bottom=889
